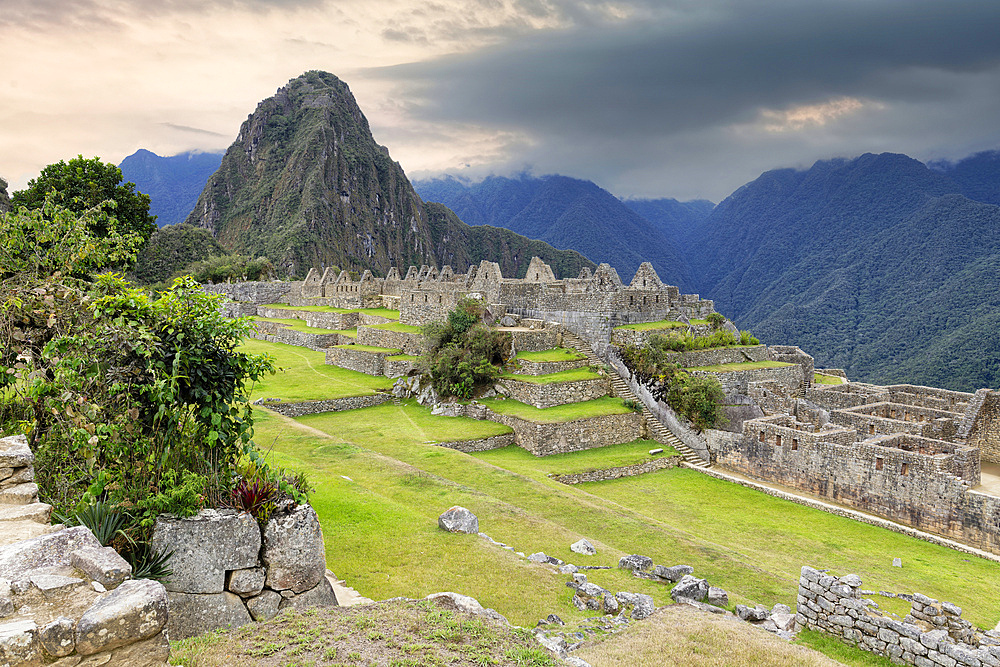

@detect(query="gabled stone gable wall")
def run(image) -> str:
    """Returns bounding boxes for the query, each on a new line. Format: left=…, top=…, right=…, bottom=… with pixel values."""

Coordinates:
left=962, top=391, right=1000, bottom=464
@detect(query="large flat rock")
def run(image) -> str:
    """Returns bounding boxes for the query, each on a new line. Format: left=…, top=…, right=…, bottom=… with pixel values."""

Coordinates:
left=75, top=579, right=168, bottom=655
left=151, top=509, right=260, bottom=594
left=166, top=591, right=252, bottom=640
left=0, top=526, right=101, bottom=580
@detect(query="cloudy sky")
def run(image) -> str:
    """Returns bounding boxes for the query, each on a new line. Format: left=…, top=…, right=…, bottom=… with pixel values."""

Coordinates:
left=3, top=0, right=1000, bottom=201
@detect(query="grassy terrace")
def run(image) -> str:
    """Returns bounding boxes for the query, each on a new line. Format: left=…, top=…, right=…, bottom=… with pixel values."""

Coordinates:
left=255, top=401, right=1000, bottom=633
left=688, top=360, right=794, bottom=373
left=480, top=396, right=633, bottom=423
left=814, top=373, right=847, bottom=385
left=262, top=303, right=400, bottom=319
left=476, top=439, right=680, bottom=476
left=252, top=316, right=347, bottom=335
left=366, top=322, right=423, bottom=334
left=502, top=367, right=602, bottom=385
left=615, top=318, right=710, bottom=331
left=514, top=347, right=586, bottom=363
left=385, top=354, right=419, bottom=361
left=333, top=344, right=401, bottom=354
left=239, top=339, right=391, bottom=401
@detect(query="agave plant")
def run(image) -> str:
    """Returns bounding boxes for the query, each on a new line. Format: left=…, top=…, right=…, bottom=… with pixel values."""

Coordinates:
left=125, top=541, right=174, bottom=582
left=54, top=500, right=127, bottom=547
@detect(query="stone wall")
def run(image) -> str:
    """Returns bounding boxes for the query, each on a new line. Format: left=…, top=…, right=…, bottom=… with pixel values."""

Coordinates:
left=434, top=433, right=516, bottom=453
left=552, top=456, right=680, bottom=484
left=326, top=346, right=396, bottom=376
left=251, top=320, right=350, bottom=350
left=962, top=390, right=1000, bottom=464
left=806, top=383, right=891, bottom=410
left=661, top=345, right=770, bottom=369
left=474, top=409, right=643, bottom=456
left=356, top=326, right=426, bottom=356
left=499, top=377, right=609, bottom=409
left=830, top=403, right=959, bottom=441
left=151, top=505, right=336, bottom=640
left=888, top=385, right=974, bottom=413
left=514, top=357, right=588, bottom=376
left=203, top=281, right=298, bottom=305
left=509, top=328, right=561, bottom=353
left=769, top=345, right=814, bottom=387
left=796, top=566, right=1000, bottom=667
left=689, top=363, right=804, bottom=396
left=384, top=356, right=419, bottom=378
left=259, top=394, right=392, bottom=417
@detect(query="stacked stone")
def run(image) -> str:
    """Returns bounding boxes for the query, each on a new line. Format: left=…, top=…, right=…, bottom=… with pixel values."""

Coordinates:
left=796, top=566, right=1000, bottom=667
left=151, top=504, right=337, bottom=640
left=0, top=434, right=41, bottom=509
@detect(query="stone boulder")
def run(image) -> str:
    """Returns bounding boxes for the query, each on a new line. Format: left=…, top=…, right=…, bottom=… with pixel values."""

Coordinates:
left=618, top=554, right=653, bottom=572
left=425, top=592, right=508, bottom=625
left=735, top=604, right=770, bottom=622
left=278, top=577, right=339, bottom=611
left=438, top=506, right=479, bottom=534
left=226, top=567, right=266, bottom=598
left=71, top=546, right=132, bottom=590
left=263, top=504, right=326, bottom=594
left=707, top=586, right=729, bottom=607
left=246, top=590, right=282, bottom=621
left=152, top=509, right=260, bottom=594
left=615, top=592, right=655, bottom=620
left=670, top=575, right=709, bottom=602
left=166, top=591, right=252, bottom=640
left=653, top=564, right=693, bottom=582
left=570, top=539, right=596, bottom=556
left=76, top=579, right=168, bottom=654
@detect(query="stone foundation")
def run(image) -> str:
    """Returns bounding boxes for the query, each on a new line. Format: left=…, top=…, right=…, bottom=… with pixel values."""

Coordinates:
left=499, top=377, right=610, bottom=409
left=552, top=457, right=680, bottom=484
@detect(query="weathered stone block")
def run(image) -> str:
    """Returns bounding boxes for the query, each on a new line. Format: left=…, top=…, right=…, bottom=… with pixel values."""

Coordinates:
left=570, top=539, right=596, bottom=556
left=670, top=575, right=708, bottom=602
left=40, top=617, right=75, bottom=657
left=437, top=506, right=478, bottom=534
left=71, top=546, right=132, bottom=589
left=707, top=587, right=729, bottom=607
left=653, top=564, right=693, bottom=582
left=263, top=504, right=326, bottom=594
left=246, top=590, right=282, bottom=621
left=0, top=619, right=39, bottom=665
left=227, top=567, right=266, bottom=597
left=618, top=555, right=653, bottom=572
left=278, top=577, right=339, bottom=612
left=0, top=526, right=101, bottom=580
left=0, top=435, right=33, bottom=469
left=76, top=579, right=168, bottom=655
left=615, top=592, right=654, bottom=620
left=152, top=509, right=260, bottom=594
left=166, top=591, right=252, bottom=640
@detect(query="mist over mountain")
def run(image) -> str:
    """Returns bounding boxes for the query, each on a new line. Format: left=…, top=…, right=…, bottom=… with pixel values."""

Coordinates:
left=414, top=173, right=692, bottom=288
left=621, top=197, right=715, bottom=250
left=119, top=149, right=223, bottom=227
left=183, top=71, right=592, bottom=279
left=690, top=152, right=1000, bottom=391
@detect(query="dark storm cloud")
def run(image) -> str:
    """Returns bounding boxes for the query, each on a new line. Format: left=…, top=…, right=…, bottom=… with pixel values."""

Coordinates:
left=375, top=0, right=1000, bottom=198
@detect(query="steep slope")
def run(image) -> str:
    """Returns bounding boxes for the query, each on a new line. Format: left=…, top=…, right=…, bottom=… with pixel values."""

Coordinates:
left=120, top=149, right=223, bottom=227
left=690, top=153, right=1000, bottom=390
left=185, top=72, right=592, bottom=279
left=929, top=150, right=1000, bottom=207
left=622, top=197, right=715, bottom=250
left=414, top=174, right=691, bottom=287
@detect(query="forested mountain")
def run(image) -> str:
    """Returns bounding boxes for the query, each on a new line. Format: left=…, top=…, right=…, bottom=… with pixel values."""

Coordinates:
left=185, top=72, right=592, bottom=279
left=622, top=198, right=715, bottom=250
left=120, top=149, right=223, bottom=226
left=929, top=150, right=1000, bottom=207
left=690, top=152, right=1000, bottom=391
left=414, top=174, right=691, bottom=288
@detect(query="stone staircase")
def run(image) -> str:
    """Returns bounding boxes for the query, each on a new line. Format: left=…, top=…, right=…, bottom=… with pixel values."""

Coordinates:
left=559, top=329, right=710, bottom=469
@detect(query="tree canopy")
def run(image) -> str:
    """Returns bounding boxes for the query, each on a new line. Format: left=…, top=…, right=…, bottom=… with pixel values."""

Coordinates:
left=12, top=155, right=156, bottom=243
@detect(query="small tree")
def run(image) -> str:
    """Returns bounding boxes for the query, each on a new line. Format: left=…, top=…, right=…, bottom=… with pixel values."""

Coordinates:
left=421, top=297, right=511, bottom=399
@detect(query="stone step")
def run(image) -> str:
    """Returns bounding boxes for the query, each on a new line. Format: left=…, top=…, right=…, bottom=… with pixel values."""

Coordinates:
left=0, top=503, right=52, bottom=524
left=0, top=483, right=39, bottom=506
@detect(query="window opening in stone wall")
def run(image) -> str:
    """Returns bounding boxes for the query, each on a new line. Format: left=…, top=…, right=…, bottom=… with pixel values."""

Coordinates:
left=876, top=457, right=884, bottom=471
left=901, top=462, right=909, bottom=476
left=759, top=431, right=766, bottom=442
left=792, top=438, right=798, bottom=450
left=869, top=425, right=876, bottom=435
left=775, top=435, right=782, bottom=447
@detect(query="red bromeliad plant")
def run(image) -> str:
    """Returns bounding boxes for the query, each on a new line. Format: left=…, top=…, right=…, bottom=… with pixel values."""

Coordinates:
left=230, top=476, right=277, bottom=525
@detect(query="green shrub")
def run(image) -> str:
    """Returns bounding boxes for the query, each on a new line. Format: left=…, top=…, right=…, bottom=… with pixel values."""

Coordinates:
left=421, top=298, right=512, bottom=399
left=706, top=312, right=726, bottom=328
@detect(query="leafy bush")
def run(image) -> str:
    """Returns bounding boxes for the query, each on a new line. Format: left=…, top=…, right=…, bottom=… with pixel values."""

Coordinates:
left=421, top=298, right=512, bottom=399
left=706, top=312, right=726, bottom=328
left=180, top=254, right=276, bottom=284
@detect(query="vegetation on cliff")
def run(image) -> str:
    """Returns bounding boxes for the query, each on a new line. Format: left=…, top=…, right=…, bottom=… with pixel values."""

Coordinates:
left=185, top=71, right=592, bottom=280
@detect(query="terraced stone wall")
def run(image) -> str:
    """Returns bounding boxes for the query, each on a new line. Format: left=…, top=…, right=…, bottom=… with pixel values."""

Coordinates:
left=514, top=357, right=588, bottom=376
left=251, top=320, right=349, bottom=350
left=260, top=394, right=392, bottom=417
left=484, top=411, right=643, bottom=457
left=552, top=457, right=680, bottom=484
left=325, top=347, right=390, bottom=376
left=434, top=434, right=516, bottom=453
left=500, top=377, right=609, bottom=409
left=203, top=281, right=299, bottom=304
left=689, top=364, right=804, bottom=395
left=357, top=326, right=425, bottom=356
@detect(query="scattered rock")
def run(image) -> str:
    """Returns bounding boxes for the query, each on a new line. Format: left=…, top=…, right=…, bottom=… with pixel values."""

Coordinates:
left=892, top=558, right=902, bottom=568
left=707, top=586, right=729, bottom=607
left=670, top=575, right=709, bottom=602
left=735, top=604, right=770, bottom=622
left=76, top=579, right=168, bottom=654
left=570, top=539, right=596, bottom=556
left=0, top=619, right=40, bottom=665
left=618, top=554, right=653, bottom=572
left=0, top=525, right=101, bottom=581
left=499, top=315, right=517, bottom=327
left=39, top=616, right=75, bottom=657
left=425, top=592, right=508, bottom=625
left=771, top=603, right=792, bottom=616
left=559, top=564, right=579, bottom=574
left=653, top=564, right=693, bottom=582
left=545, top=614, right=565, bottom=626
left=437, top=506, right=479, bottom=534
left=770, top=612, right=797, bottom=632
left=528, top=552, right=548, bottom=563
left=615, top=592, right=655, bottom=620
left=572, top=573, right=587, bottom=586
left=839, top=574, right=862, bottom=588
left=70, top=546, right=132, bottom=590
left=675, top=597, right=729, bottom=615
left=263, top=504, right=327, bottom=594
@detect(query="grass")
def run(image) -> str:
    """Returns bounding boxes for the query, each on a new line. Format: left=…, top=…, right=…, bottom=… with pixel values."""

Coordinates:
left=814, top=373, right=847, bottom=385
left=514, top=348, right=586, bottom=363
left=614, top=319, right=689, bottom=331
left=254, top=400, right=1000, bottom=635
left=475, top=439, right=680, bottom=476
left=794, top=628, right=895, bottom=666
left=169, top=597, right=555, bottom=666
left=386, top=354, right=419, bottom=361
left=262, top=303, right=401, bottom=319
left=575, top=604, right=843, bottom=667
left=687, top=360, right=794, bottom=373
left=253, top=316, right=344, bottom=335
left=479, top=397, right=633, bottom=423
left=334, top=344, right=403, bottom=354
left=367, top=322, right=423, bottom=334
left=239, top=339, right=392, bottom=402
left=501, top=367, right=602, bottom=385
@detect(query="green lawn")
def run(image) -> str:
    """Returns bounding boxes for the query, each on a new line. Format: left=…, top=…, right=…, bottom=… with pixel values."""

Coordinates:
left=475, top=439, right=680, bottom=476
left=514, top=348, right=585, bottom=363
left=386, top=354, right=419, bottom=361
left=814, top=373, right=847, bottom=385
left=239, top=339, right=392, bottom=401
left=479, top=396, right=633, bottom=423
left=252, top=316, right=343, bottom=335
left=333, top=344, right=402, bottom=354
left=262, top=303, right=400, bottom=319
left=501, top=367, right=602, bottom=385
left=255, top=399, right=1000, bottom=633
left=688, top=360, right=794, bottom=373
left=615, top=320, right=688, bottom=331
left=366, top=322, right=423, bottom=334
